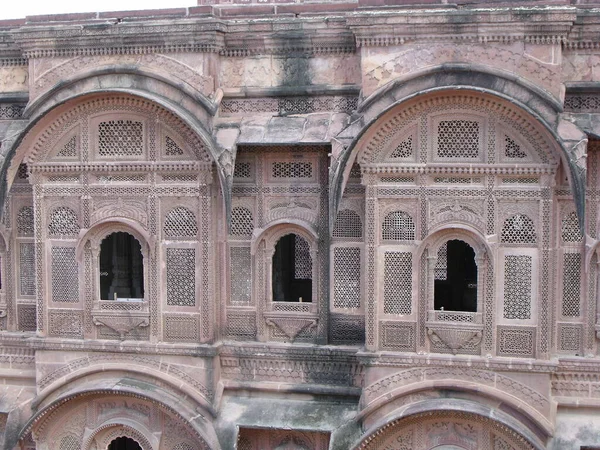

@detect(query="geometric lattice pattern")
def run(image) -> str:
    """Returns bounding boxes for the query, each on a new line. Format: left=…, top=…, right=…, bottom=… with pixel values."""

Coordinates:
left=234, top=162, right=252, bottom=179
left=380, top=321, right=416, bottom=351
left=230, top=246, right=251, bottom=304
left=230, top=207, right=253, bottom=237
left=294, top=235, right=312, bottom=279
left=19, top=242, right=35, bottom=297
left=272, top=161, right=313, bottom=178
left=164, top=315, right=198, bottom=341
left=381, top=211, right=415, bottom=241
left=226, top=312, right=257, bottom=340
left=562, top=253, right=581, bottom=317
left=17, top=304, right=36, bottom=332
left=166, top=248, right=196, bottom=306
left=437, top=120, right=479, bottom=158
left=48, top=207, right=79, bottom=236
left=16, top=206, right=34, bottom=236
left=59, top=434, right=80, bottom=450
left=49, top=310, right=83, bottom=338
left=56, top=135, right=77, bottom=158
left=558, top=323, right=583, bottom=353
left=501, top=215, right=536, bottom=244
left=333, top=247, right=361, bottom=309
left=497, top=326, right=535, bottom=357
left=505, top=135, right=526, bottom=158
left=561, top=211, right=583, bottom=242
left=172, top=443, right=195, bottom=450
left=434, top=242, right=448, bottom=280
left=390, top=135, right=413, bottom=158
left=164, top=207, right=198, bottom=239
left=165, top=136, right=184, bottom=156
left=98, top=120, right=144, bottom=156
left=51, top=247, right=79, bottom=303
left=503, top=255, right=532, bottom=320
left=383, top=252, right=412, bottom=314
left=333, top=209, right=362, bottom=238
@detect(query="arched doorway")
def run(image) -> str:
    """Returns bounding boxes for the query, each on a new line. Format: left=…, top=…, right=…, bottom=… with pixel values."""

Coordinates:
left=108, top=436, right=142, bottom=450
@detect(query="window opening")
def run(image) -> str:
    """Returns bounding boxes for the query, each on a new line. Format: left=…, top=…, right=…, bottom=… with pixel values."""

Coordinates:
left=108, top=437, right=142, bottom=450
left=100, top=232, right=144, bottom=301
left=272, top=234, right=312, bottom=302
left=434, top=240, right=477, bottom=312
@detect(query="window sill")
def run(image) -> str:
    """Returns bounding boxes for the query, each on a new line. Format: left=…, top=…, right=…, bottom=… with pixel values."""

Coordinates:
left=91, top=300, right=149, bottom=340
left=426, top=310, right=483, bottom=355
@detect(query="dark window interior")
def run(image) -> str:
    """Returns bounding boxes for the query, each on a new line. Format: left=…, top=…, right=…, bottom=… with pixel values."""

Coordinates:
left=100, top=232, right=144, bottom=300
left=434, top=239, right=477, bottom=312
left=272, top=233, right=312, bottom=302
left=108, top=437, right=142, bottom=450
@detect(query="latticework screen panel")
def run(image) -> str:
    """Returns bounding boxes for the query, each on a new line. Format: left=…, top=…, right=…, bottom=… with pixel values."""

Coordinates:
left=226, top=312, right=257, bottom=340
left=437, top=120, right=479, bottom=158
left=48, top=207, right=79, bottom=236
left=17, top=304, right=36, bottom=331
left=166, top=248, right=196, bottom=306
left=57, top=135, right=77, bottom=157
left=98, top=119, right=143, bottom=156
left=501, top=215, right=536, bottom=244
left=333, top=247, right=361, bottom=309
left=16, top=206, right=34, bottom=236
left=234, top=161, right=252, bottom=179
left=561, top=211, right=583, bottom=243
left=230, top=247, right=251, bottom=304
left=164, top=207, right=198, bottom=239
left=272, top=161, right=313, bottom=179
left=383, top=252, right=412, bottom=315
left=504, top=135, right=526, bottom=158
left=558, top=323, right=583, bottom=354
left=19, top=242, right=35, bottom=296
left=332, top=209, right=362, bottom=238
left=164, top=315, right=199, bottom=342
left=329, top=314, right=365, bottom=345
left=381, top=211, right=415, bottom=241
left=497, top=326, right=535, bottom=358
left=230, top=207, right=254, bottom=237
left=562, top=252, right=581, bottom=317
left=434, top=242, right=448, bottom=280
left=294, top=235, right=312, bottom=279
left=59, top=434, right=80, bottom=450
left=51, top=247, right=79, bottom=303
left=503, top=255, right=532, bottom=320
left=380, top=321, right=416, bottom=351
left=390, top=135, right=413, bottom=159
left=165, top=136, right=184, bottom=156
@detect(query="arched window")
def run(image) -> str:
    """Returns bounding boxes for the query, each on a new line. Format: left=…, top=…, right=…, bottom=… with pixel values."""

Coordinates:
left=108, top=437, right=142, bottom=450
left=434, top=240, right=477, bottom=312
left=381, top=211, right=415, bottom=241
left=164, top=206, right=198, bottom=239
left=99, top=232, right=144, bottom=300
left=333, top=209, right=362, bottom=238
left=272, top=233, right=312, bottom=303
left=501, top=214, right=536, bottom=244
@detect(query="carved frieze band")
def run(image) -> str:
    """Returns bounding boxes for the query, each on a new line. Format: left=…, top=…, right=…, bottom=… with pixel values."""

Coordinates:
left=564, top=93, right=600, bottom=113
left=0, top=104, right=25, bottom=119
left=221, top=95, right=358, bottom=115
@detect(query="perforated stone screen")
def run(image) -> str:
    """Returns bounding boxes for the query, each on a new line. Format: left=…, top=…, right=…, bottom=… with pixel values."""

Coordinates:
left=48, top=207, right=79, bottom=236
left=19, top=242, right=35, bottom=297
left=390, top=135, right=413, bottom=158
left=164, top=207, right=198, bottom=239
left=501, top=215, right=536, bottom=244
left=16, top=206, right=34, bottom=236
left=562, top=253, right=581, bottom=317
left=437, top=120, right=479, bottom=158
left=51, top=247, right=79, bottom=303
left=165, top=136, right=184, bottom=156
left=59, top=434, right=80, bottom=450
left=98, top=119, right=143, bottom=157
left=503, top=255, right=532, bottom=320
left=333, top=247, right=361, bottom=309
left=505, top=135, right=526, bottom=158
left=333, top=209, right=362, bottom=238
left=294, top=235, right=312, bottom=279
left=230, top=207, right=254, bottom=237
left=234, top=161, right=252, bottom=179
left=562, top=211, right=583, bottom=242
left=166, top=248, right=196, bottom=306
left=57, top=135, right=77, bottom=158
left=434, top=242, right=448, bottom=280
left=230, top=246, right=251, bottom=304
left=383, top=252, right=412, bottom=315
left=382, top=211, right=415, bottom=241
left=272, top=161, right=313, bottom=179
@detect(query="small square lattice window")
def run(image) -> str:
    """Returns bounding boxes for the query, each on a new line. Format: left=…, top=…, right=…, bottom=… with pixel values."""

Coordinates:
left=505, top=135, right=527, bottom=158
left=56, top=135, right=77, bottom=158
left=164, top=207, right=198, bottom=239
left=19, top=243, right=35, bottom=297
left=98, top=120, right=143, bottom=157
left=501, top=214, right=537, bottom=244
left=333, top=247, right=361, bottom=309
left=230, top=207, right=254, bottom=237
left=294, top=235, right=312, bottom=279
left=390, top=135, right=413, bottom=159
left=562, top=211, right=583, bottom=243
left=165, top=136, right=184, bottom=156
left=382, top=211, right=415, bottom=241
left=51, top=247, right=79, bottom=303
left=437, top=120, right=479, bottom=159
left=562, top=253, right=581, bottom=317
left=333, top=209, right=362, bottom=239
left=234, top=162, right=252, bottom=179
left=48, top=207, right=79, bottom=236
left=230, top=247, right=251, bottom=304
left=166, top=248, right=196, bottom=306
left=16, top=206, right=34, bottom=236
left=17, top=163, right=28, bottom=181
left=59, top=435, right=80, bottom=450
left=272, top=161, right=313, bottom=179
left=383, top=252, right=412, bottom=315
left=503, top=255, right=532, bottom=320
left=434, top=242, right=448, bottom=280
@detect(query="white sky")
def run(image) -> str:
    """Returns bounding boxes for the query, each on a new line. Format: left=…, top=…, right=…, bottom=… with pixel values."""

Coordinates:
left=0, top=1, right=197, bottom=20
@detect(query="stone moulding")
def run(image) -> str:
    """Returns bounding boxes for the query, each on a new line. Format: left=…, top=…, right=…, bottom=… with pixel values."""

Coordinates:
left=426, top=311, right=484, bottom=355
left=265, top=314, right=318, bottom=341
left=91, top=302, right=150, bottom=340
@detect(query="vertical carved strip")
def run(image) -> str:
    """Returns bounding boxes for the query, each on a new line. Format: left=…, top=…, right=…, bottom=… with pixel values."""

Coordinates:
left=318, top=158, right=329, bottom=344
left=589, top=257, right=598, bottom=353
left=365, top=181, right=376, bottom=350
left=149, top=194, right=158, bottom=337
left=540, top=189, right=551, bottom=355
left=484, top=253, right=495, bottom=353
left=34, top=185, right=43, bottom=333
left=84, top=241, right=93, bottom=335
left=257, top=243, right=265, bottom=340
left=419, top=252, right=428, bottom=349
left=201, top=189, right=211, bottom=341
left=5, top=239, right=13, bottom=330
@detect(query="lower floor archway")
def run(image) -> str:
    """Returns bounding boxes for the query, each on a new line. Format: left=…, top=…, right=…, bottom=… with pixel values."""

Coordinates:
left=356, top=410, right=534, bottom=450
left=109, top=436, right=143, bottom=450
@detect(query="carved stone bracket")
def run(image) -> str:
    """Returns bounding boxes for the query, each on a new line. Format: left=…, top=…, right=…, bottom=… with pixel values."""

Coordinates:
left=91, top=305, right=150, bottom=340
left=426, top=323, right=483, bottom=355
left=265, top=315, right=318, bottom=341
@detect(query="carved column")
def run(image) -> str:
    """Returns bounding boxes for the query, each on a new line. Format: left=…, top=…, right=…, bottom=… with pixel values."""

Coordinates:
left=364, top=176, right=377, bottom=351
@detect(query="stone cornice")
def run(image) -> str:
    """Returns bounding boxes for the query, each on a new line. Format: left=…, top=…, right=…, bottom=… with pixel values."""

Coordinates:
left=29, top=161, right=211, bottom=174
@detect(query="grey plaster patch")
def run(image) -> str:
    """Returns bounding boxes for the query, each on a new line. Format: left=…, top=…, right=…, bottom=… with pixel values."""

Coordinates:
left=265, top=116, right=306, bottom=143
left=301, top=113, right=331, bottom=142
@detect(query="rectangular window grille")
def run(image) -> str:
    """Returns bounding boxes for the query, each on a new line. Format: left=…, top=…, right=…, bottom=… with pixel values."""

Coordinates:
left=437, top=120, right=480, bottom=159
left=333, top=247, right=361, bottom=309
left=51, top=247, right=79, bottom=303
left=434, top=242, right=448, bottom=280
left=272, top=161, right=313, bottom=179
left=166, top=248, right=196, bottom=307
left=19, top=242, right=35, bottom=297
left=234, top=162, right=252, bottom=179
left=503, top=255, right=532, bottom=320
left=383, top=252, right=412, bottom=315
left=562, top=253, right=581, bottom=317
left=98, top=120, right=143, bottom=157
left=230, top=247, right=251, bottom=304
left=294, top=235, right=312, bottom=279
